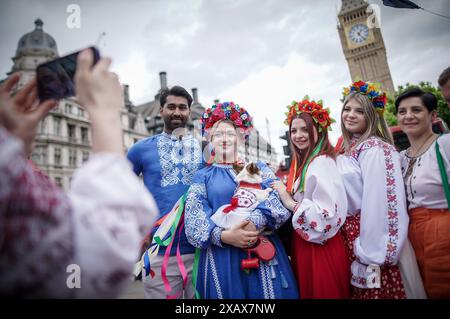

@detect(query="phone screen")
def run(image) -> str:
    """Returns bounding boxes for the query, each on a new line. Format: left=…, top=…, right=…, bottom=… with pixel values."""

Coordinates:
left=36, top=46, right=100, bottom=102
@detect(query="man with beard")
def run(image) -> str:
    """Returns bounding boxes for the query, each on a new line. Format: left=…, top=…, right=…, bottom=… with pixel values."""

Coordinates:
left=127, top=86, right=203, bottom=299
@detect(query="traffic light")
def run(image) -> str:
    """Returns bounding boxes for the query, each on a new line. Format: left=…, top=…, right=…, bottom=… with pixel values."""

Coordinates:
left=280, top=131, right=292, bottom=168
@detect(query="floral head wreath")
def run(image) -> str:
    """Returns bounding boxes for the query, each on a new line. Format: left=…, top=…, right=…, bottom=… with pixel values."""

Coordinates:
left=284, top=95, right=335, bottom=132
left=342, top=80, right=387, bottom=115
left=201, top=101, right=253, bottom=137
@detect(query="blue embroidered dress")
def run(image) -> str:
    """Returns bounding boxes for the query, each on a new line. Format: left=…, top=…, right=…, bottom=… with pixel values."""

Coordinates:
left=127, top=132, right=204, bottom=255
left=185, top=161, right=299, bottom=299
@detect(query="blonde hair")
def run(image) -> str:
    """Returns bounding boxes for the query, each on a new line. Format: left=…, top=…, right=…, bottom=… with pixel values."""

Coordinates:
left=341, top=92, right=394, bottom=151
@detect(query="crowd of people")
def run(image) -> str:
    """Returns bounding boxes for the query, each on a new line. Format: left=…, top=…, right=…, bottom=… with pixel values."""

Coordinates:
left=0, top=48, right=449, bottom=299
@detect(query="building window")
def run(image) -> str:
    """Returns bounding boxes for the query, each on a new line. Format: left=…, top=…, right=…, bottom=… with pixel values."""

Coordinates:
left=81, top=127, right=89, bottom=144
left=38, top=118, right=46, bottom=134
left=31, top=146, right=47, bottom=165
left=68, top=124, right=76, bottom=142
left=31, top=152, right=39, bottom=164
left=78, top=107, right=85, bottom=117
left=69, top=149, right=77, bottom=168
left=65, top=103, right=72, bottom=114
left=54, top=147, right=61, bottom=166
left=54, top=177, right=63, bottom=188
left=53, top=103, right=61, bottom=113
left=54, top=117, right=61, bottom=136
left=82, top=151, right=90, bottom=163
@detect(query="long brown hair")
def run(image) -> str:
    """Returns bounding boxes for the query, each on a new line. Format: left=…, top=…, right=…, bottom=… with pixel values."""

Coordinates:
left=289, top=113, right=335, bottom=179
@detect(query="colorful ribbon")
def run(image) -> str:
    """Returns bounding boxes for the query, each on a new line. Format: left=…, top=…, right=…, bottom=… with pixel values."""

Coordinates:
left=297, top=135, right=324, bottom=193
left=161, top=214, right=188, bottom=299
left=287, top=135, right=324, bottom=194
left=135, top=192, right=189, bottom=299
left=192, top=248, right=202, bottom=299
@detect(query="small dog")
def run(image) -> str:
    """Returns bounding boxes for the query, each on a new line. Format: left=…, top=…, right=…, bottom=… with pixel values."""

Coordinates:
left=211, top=162, right=272, bottom=229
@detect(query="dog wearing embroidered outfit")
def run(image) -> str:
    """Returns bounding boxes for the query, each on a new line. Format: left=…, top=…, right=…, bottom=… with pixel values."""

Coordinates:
left=211, top=162, right=272, bottom=229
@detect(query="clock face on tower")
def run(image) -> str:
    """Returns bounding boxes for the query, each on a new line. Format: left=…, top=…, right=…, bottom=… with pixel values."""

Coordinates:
left=349, top=23, right=369, bottom=44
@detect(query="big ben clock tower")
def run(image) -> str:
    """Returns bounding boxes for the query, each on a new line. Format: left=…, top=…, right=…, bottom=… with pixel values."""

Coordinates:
left=337, top=0, right=395, bottom=96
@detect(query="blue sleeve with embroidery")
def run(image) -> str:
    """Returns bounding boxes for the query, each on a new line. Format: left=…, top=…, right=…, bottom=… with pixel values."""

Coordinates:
left=185, top=172, right=224, bottom=249
left=126, top=141, right=143, bottom=176
left=246, top=161, right=291, bottom=231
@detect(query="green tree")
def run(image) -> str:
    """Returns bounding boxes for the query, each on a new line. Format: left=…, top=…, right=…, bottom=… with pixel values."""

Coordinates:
left=384, top=82, right=450, bottom=127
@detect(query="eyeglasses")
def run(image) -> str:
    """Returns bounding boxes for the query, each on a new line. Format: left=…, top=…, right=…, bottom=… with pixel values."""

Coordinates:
left=211, top=131, right=238, bottom=139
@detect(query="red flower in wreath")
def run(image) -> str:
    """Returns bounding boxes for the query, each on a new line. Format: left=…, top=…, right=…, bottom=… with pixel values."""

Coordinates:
left=312, top=109, right=331, bottom=129
left=353, top=80, right=366, bottom=88
left=311, top=102, right=320, bottom=112
left=304, top=103, right=314, bottom=112
left=284, top=96, right=335, bottom=131
left=201, top=101, right=253, bottom=137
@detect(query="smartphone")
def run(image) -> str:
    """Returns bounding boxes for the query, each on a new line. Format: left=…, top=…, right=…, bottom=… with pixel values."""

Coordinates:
left=36, top=46, right=100, bottom=102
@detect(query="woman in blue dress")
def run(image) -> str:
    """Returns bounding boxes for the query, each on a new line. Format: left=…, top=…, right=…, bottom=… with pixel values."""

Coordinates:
left=184, top=101, right=299, bottom=299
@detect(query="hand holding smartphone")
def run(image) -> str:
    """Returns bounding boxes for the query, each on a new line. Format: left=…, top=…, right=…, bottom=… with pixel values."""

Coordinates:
left=36, top=46, right=100, bottom=102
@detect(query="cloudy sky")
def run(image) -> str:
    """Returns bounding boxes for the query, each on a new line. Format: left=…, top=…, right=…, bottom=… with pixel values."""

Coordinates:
left=1, top=0, right=449, bottom=162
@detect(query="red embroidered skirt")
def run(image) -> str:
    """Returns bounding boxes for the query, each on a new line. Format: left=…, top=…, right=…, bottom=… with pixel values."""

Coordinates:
left=340, top=214, right=406, bottom=299
left=291, top=231, right=350, bottom=299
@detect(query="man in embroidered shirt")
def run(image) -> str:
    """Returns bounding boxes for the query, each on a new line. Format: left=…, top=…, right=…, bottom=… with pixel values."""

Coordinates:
left=127, top=86, right=203, bottom=299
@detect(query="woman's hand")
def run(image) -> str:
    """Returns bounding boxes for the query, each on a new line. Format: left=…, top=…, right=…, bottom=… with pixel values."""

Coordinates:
left=243, top=220, right=257, bottom=232
left=221, top=220, right=259, bottom=249
left=74, top=49, right=124, bottom=155
left=271, top=181, right=288, bottom=196
left=271, top=180, right=297, bottom=211
left=75, top=50, right=123, bottom=116
left=271, top=180, right=291, bottom=203
left=0, top=73, right=57, bottom=156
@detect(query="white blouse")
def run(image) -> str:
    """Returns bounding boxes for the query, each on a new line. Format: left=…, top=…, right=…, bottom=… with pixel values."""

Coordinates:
left=400, top=134, right=450, bottom=210
left=69, top=153, right=158, bottom=298
left=336, top=137, right=409, bottom=288
left=291, top=155, right=348, bottom=245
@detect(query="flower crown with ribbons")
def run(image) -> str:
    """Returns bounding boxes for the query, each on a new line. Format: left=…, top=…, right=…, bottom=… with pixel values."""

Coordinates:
left=284, top=96, right=335, bottom=132
left=342, top=80, right=387, bottom=114
left=201, top=101, right=253, bottom=137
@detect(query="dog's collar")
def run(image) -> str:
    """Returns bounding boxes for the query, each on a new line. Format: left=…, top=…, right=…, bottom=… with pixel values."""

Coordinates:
left=238, top=181, right=262, bottom=189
